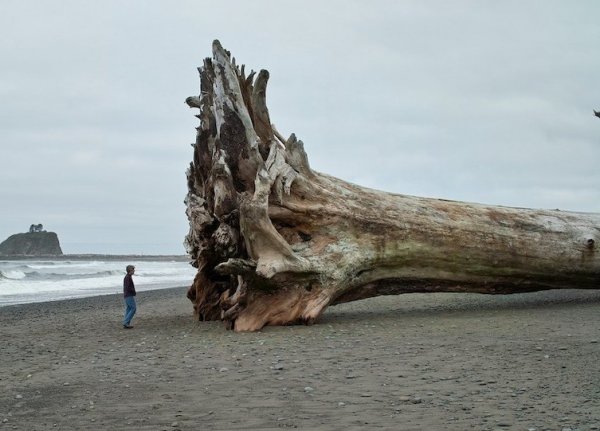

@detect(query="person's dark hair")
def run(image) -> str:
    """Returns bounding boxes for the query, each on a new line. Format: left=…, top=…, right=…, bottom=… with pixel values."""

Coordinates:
left=126, top=265, right=135, bottom=274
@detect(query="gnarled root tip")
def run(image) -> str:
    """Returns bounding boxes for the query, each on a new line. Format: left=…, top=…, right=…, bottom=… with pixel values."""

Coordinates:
left=231, top=289, right=331, bottom=332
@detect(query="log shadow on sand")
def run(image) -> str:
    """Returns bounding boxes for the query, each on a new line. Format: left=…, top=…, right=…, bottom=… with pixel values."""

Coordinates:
left=320, top=289, right=600, bottom=325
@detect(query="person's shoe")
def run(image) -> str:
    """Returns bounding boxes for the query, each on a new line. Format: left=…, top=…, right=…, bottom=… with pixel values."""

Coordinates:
left=123, top=324, right=134, bottom=329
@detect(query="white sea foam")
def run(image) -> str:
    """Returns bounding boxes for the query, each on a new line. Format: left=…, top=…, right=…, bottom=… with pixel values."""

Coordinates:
left=0, top=270, right=27, bottom=280
left=0, top=259, right=196, bottom=306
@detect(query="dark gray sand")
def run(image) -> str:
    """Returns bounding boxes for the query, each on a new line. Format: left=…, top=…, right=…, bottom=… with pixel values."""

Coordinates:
left=1, top=287, right=599, bottom=430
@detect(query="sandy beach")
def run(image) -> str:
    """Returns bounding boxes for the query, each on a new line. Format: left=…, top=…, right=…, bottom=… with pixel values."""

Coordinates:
left=1, top=287, right=599, bottom=430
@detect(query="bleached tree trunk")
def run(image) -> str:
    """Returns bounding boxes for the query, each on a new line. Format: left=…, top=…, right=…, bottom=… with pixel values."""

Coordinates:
left=184, top=40, right=600, bottom=332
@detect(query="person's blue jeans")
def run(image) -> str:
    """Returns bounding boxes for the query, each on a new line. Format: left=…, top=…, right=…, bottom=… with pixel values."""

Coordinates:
left=123, top=296, right=137, bottom=326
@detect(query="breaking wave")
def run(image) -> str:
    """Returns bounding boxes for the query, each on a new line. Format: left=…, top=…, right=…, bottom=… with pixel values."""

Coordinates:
left=0, top=259, right=197, bottom=305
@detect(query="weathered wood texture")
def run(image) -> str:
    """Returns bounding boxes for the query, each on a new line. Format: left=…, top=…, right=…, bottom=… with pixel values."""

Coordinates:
left=184, top=40, right=600, bottom=331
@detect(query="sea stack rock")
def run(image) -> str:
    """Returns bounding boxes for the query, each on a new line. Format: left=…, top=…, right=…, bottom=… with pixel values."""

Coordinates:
left=0, top=231, right=63, bottom=256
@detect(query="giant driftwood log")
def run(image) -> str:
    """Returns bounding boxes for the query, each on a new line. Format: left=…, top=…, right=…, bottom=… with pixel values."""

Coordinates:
left=184, top=40, right=600, bottom=332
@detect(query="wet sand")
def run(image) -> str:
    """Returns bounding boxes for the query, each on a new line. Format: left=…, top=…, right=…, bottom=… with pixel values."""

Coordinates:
left=1, top=287, right=599, bottom=430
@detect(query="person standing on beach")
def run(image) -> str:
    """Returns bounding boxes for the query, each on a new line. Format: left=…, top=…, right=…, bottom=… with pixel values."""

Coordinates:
left=123, top=265, right=136, bottom=329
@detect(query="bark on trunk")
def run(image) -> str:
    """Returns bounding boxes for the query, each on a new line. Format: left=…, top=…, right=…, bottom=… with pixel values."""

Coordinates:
left=184, top=40, right=600, bottom=332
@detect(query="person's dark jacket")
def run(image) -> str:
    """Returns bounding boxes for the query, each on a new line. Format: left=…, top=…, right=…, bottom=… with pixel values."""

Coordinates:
left=123, top=273, right=136, bottom=298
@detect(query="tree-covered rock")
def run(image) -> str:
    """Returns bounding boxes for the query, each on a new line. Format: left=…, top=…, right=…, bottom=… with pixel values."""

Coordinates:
left=0, top=231, right=63, bottom=256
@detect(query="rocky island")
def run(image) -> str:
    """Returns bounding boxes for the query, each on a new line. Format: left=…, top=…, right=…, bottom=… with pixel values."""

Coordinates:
left=0, top=224, right=63, bottom=256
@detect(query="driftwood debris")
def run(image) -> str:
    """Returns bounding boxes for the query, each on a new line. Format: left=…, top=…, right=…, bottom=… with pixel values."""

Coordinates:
left=184, top=40, right=600, bottom=331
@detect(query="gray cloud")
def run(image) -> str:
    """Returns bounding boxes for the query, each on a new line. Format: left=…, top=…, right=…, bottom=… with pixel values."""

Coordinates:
left=1, top=0, right=598, bottom=253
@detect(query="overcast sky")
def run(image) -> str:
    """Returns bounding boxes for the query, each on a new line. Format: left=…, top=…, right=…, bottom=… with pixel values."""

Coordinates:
left=1, top=1, right=598, bottom=254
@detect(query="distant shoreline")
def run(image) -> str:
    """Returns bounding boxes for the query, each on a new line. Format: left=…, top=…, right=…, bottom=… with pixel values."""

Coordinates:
left=0, top=254, right=190, bottom=261
left=0, top=284, right=189, bottom=312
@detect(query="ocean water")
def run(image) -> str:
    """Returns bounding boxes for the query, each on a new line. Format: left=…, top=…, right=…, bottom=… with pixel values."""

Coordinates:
left=0, top=259, right=197, bottom=306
